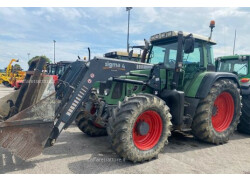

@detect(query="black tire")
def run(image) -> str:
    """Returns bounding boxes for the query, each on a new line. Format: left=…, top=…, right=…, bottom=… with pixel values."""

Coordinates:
left=192, top=79, right=241, bottom=144
left=108, top=93, right=172, bottom=162
left=75, top=108, right=107, bottom=137
left=238, top=94, right=250, bottom=134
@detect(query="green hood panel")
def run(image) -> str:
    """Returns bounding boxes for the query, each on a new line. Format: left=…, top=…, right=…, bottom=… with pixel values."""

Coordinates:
left=184, top=72, right=207, bottom=98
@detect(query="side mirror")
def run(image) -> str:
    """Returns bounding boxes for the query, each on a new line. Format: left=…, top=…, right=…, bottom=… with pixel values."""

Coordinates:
left=183, top=34, right=195, bottom=54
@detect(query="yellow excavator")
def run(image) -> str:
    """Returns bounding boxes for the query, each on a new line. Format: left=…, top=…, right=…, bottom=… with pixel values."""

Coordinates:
left=0, top=59, right=26, bottom=87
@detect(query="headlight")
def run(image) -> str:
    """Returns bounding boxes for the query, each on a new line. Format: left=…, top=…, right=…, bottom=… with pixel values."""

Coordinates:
left=104, top=89, right=110, bottom=96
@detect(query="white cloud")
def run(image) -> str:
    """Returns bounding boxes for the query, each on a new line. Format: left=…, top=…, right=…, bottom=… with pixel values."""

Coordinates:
left=1, top=7, right=250, bottom=70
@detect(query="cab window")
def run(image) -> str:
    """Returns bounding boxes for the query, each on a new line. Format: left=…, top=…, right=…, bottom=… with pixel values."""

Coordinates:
left=148, top=41, right=203, bottom=68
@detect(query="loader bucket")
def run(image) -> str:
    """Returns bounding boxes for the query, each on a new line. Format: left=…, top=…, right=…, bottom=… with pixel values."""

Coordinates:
left=0, top=93, right=56, bottom=159
left=0, top=57, right=57, bottom=160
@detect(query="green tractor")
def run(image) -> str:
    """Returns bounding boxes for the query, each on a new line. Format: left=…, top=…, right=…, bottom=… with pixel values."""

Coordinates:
left=216, top=55, right=250, bottom=134
left=76, top=30, right=241, bottom=162
left=0, top=25, right=242, bottom=163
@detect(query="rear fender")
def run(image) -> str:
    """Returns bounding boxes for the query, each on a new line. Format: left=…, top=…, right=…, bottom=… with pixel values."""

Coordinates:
left=195, top=72, right=240, bottom=99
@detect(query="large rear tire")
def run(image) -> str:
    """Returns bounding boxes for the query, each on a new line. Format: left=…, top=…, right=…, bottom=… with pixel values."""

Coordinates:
left=191, top=79, right=241, bottom=144
left=237, top=94, right=250, bottom=134
left=75, top=103, right=107, bottom=137
left=108, top=94, right=172, bottom=162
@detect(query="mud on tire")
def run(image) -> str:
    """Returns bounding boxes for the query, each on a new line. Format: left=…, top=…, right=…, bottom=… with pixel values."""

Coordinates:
left=191, top=79, right=241, bottom=144
left=75, top=110, right=107, bottom=137
left=108, top=93, right=172, bottom=162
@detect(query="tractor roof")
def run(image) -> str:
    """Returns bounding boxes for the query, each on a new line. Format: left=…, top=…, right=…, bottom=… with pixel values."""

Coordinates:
left=150, top=31, right=216, bottom=45
left=104, top=51, right=140, bottom=58
left=216, top=54, right=250, bottom=61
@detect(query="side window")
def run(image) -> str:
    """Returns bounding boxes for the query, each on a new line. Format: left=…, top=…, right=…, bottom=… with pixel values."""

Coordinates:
left=169, top=50, right=177, bottom=61
left=206, top=44, right=215, bottom=65
left=149, top=46, right=165, bottom=64
left=234, top=63, right=248, bottom=75
left=183, top=47, right=202, bottom=65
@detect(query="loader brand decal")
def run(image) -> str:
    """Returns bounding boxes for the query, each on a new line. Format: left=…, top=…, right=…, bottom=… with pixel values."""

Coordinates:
left=103, top=61, right=126, bottom=71
left=136, top=64, right=152, bottom=70
left=66, top=85, right=89, bottom=116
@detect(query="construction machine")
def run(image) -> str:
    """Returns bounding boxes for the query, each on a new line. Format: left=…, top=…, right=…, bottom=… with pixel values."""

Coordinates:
left=0, top=59, right=26, bottom=87
left=13, top=61, right=73, bottom=90
left=216, top=55, right=250, bottom=134
left=0, top=21, right=242, bottom=163
left=0, top=69, right=5, bottom=84
left=46, top=61, right=73, bottom=79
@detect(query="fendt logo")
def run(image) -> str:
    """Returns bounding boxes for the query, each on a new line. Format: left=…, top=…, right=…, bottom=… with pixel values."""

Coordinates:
left=104, top=61, right=126, bottom=71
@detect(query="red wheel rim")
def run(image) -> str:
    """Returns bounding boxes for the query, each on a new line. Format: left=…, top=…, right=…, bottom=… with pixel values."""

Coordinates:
left=133, top=110, right=163, bottom=150
left=212, top=92, right=234, bottom=132
left=89, top=104, right=103, bottom=128
left=90, top=105, right=96, bottom=115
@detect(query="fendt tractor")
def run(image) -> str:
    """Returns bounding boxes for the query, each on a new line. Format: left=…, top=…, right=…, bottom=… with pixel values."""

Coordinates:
left=0, top=22, right=242, bottom=163
left=216, top=55, right=250, bottom=134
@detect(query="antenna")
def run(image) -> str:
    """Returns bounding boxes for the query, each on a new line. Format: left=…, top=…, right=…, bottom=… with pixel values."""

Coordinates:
left=233, top=29, right=237, bottom=55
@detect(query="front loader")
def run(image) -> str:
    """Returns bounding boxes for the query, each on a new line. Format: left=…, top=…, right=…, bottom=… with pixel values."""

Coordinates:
left=0, top=54, right=153, bottom=160
left=0, top=26, right=241, bottom=163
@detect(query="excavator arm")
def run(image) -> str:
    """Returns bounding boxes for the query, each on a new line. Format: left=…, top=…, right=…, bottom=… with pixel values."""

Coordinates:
left=6, top=59, right=18, bottom=75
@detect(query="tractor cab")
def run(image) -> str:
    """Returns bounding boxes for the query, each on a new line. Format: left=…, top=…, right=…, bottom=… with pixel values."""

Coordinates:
left=47, top=61, right=72, bottom=79
left=216, top=55, right=250, bottom=79
left=146, top=31, right=216, bottom=91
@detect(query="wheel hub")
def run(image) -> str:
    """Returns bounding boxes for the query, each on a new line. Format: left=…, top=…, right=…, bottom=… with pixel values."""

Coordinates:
left=132, top=110, right=163, bottom=150
left=136, top=121, right=150, bottom=136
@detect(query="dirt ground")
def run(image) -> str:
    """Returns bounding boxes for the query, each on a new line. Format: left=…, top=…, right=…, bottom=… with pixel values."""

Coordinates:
left=1, top=84, right=250, bottom=174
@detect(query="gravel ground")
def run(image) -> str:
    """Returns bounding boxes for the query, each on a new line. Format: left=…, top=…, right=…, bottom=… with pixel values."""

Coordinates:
left=1, top=84, right=250, bottom=174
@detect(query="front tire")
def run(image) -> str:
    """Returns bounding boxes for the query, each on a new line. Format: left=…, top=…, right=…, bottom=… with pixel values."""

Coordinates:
left=75, top=103, right=107, bottom=137
left=192, top=79, right=241, bottom=144
left=109, top=94, right=172, bottom=162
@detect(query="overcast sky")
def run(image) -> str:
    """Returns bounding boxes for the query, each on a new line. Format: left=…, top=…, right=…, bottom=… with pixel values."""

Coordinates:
left=0, top=7, right=250, bottom=70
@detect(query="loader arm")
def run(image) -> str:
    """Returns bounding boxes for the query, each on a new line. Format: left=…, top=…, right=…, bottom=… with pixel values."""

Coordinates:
left=47, top=57, right=153, bottom=146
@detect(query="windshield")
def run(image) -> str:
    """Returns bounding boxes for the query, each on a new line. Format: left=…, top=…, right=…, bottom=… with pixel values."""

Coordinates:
left=148, top=41, right=203, bottom=68
left=217, top=60, right=248, bottom=76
